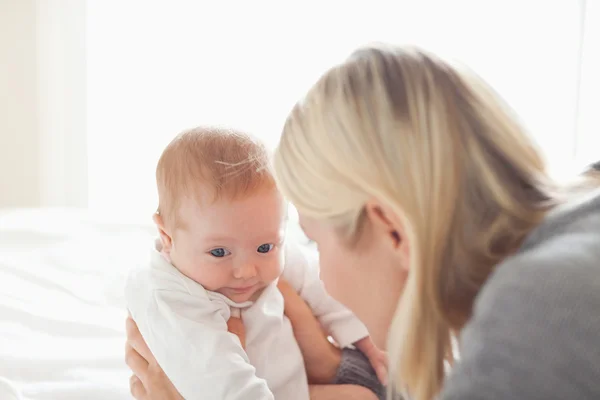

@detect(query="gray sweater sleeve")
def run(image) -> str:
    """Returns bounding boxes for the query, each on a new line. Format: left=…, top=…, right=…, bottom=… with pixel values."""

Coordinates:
left=440, top=198, right=600, bottom=399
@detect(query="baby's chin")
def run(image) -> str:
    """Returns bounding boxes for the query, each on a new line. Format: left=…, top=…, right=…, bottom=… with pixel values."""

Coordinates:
left=221, top=284, right=267, bottom=304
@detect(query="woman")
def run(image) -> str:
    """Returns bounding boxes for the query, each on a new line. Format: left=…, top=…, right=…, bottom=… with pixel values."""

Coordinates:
left=586, top=160, right=600, bottom=178
left=126, top=44, right=600, bottom=399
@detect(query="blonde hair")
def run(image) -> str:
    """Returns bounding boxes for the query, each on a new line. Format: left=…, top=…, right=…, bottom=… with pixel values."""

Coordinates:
left=273, top=44, right=558, bottom=399
left=157, top=126, right=274, bottom=229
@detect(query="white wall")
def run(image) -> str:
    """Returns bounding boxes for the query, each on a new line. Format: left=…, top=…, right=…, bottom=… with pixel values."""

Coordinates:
left=0, top=0, right=41, bottom=207
left=576, top=0, right=600, bottom=168
left=0, top=0, right=595, bottom=210
left=86, top=0, right=587, bottom=221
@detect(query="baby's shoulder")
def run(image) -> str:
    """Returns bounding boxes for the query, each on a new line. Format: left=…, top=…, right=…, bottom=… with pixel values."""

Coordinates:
left=125, top=248, right=208, bottom=298
left=281, top=240, right=319, bottom=286
left=282, top=241, right=307, bottom=271
left=126, top=264, right=186, bottom=293
left=125, top=262, right=231, bottom=321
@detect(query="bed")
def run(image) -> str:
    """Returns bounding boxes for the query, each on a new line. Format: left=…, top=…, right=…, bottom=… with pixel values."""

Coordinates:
left=0, top=208, right=157, bottom=399
left=0, top=208, right=314, bottom=399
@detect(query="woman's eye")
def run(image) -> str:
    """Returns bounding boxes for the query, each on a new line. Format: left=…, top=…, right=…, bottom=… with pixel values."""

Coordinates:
left=257, top=243, right=274, bottom=254
left=209, top=248, right=231, bottom=258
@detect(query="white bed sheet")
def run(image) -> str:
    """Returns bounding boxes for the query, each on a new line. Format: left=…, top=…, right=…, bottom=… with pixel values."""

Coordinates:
left=0, top=208, right=157, bottom=400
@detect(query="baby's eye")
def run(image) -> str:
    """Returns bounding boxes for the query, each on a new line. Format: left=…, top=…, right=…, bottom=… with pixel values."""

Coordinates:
left=257, top=243, right=274, bottom=254
left=209, top=248, right=231, bottom=258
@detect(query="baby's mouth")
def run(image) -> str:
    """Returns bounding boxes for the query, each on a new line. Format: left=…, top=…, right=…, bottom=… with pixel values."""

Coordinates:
left=228, top=283, right=259, bottom=294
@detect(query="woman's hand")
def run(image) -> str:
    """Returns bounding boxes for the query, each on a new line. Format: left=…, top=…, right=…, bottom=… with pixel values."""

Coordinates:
left=277, top=279, right=342, bottom=384
left=227, top=309, right=246, bottom=349
left=125, top=316, right=183, bottom=400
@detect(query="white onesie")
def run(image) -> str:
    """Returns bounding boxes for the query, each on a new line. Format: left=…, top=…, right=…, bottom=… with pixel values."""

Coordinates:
left=125, top=241, right=369, bottom=400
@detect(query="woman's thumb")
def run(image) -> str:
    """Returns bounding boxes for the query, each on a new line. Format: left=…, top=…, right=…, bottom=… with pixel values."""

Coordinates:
left=227, top=310, right=246, bottom=349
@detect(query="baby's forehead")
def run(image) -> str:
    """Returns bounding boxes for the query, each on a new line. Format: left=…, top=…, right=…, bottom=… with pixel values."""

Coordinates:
left=176, top=189, right=286, bottom=238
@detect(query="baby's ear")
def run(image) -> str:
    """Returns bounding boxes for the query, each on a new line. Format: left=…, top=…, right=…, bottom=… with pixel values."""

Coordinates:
left=153, top=212, right=173, bottom=254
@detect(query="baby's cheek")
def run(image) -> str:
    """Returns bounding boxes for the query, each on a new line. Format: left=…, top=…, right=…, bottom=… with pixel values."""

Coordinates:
left=189, top=266, right=230, bottom=291
left=264, top=258, right=284, bottom=283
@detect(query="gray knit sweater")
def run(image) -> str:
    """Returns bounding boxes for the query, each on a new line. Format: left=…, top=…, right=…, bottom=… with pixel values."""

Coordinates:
left=440, top=189, right=600, bottom=399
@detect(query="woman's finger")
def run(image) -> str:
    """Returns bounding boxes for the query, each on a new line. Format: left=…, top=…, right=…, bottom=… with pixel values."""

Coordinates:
left=130, top=374, right=147, bottom=400
left=227, top=316, right=246, bottom=349
left=375, top=364, right=388, bottom=386
left=125, top=341, right=150, bottom=384
left=126, top=316, right=157, bottom=364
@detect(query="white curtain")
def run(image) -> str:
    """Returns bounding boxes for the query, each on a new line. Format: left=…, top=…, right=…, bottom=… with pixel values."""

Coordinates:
left=85, top=0, right=594, bottom=221
left=576, top=0, right=600, bottom=168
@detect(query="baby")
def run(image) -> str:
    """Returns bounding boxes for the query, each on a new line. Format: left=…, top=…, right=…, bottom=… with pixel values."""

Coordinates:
left=125, top=127, right=387, bottom=399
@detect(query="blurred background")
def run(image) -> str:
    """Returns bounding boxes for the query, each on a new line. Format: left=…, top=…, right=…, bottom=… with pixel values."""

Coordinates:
left=1, top=0, right=599, bottom=221
left=0, top=1, right=599, bottom=399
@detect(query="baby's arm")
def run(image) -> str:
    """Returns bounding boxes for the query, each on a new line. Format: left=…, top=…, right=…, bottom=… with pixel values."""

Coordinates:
left=125, top=268, right=273, bottom=400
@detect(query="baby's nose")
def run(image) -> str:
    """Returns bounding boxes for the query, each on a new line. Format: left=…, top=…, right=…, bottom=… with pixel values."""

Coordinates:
left=233, top=262, right=258, bottom=280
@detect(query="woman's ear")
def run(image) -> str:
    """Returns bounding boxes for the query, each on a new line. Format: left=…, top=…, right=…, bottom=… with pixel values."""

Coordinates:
left=364, top=199, right=410, bottom=270
left=153, top=212, right=173, bottom=254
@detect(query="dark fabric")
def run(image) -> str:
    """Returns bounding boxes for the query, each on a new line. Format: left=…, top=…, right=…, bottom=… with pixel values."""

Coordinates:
left=333, top=348, right=386, bottom=400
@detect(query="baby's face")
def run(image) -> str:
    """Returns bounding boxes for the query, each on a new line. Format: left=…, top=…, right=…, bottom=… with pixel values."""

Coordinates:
left=169, top=189, right=286, bottom=303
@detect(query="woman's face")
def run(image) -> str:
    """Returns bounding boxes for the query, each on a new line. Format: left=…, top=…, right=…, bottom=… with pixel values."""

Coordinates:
left=299, top=210, right=408, bottom=349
